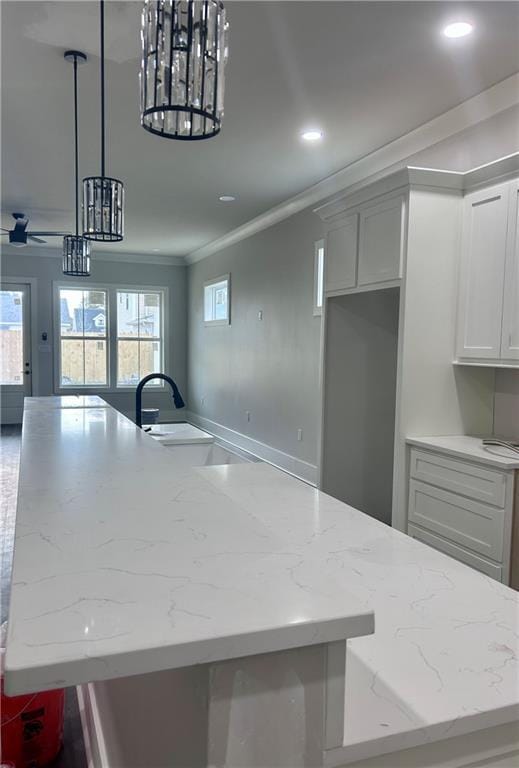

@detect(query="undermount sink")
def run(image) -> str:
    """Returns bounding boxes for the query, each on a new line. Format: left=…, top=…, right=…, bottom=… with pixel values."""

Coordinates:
left=145, top=422, right=214, bottom=446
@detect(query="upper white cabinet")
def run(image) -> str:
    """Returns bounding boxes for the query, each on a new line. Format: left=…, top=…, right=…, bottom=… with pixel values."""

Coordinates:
left=325, top=214, right=358, bottom=293
left=501, top=181, right=519, bottom=361
left=455, top=179, right=519, bottom=366
left=358, top=195, right=404, bottom=286
left=323, top=193, right=404, bottom=295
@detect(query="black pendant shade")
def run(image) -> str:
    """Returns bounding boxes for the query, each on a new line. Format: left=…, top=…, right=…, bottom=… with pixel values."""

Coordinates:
left=83, top=0, right=124, bottom=241
left=140, top=0, right=229, bottom=140
left=63, top=50, right=91, bottom=277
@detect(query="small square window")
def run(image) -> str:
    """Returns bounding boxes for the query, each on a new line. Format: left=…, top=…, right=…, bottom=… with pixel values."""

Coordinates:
left=314, top=240, right=325, bottom=316
left=204, top=275, right=230, bottom=325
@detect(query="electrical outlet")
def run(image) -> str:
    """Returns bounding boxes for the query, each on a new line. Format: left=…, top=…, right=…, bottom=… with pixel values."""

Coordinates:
left=246, top=410, right=251, bottom=422
left=258, top=310, right=263, bottom=320
left=297, top=428, right=303, bottom=442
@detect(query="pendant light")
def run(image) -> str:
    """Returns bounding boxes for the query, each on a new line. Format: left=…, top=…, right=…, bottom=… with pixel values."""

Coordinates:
left=63, top=50, right=91, bottom=277
left=140, top=0, right=229, bottom=140
left=83, top=0, right=124, bottom=241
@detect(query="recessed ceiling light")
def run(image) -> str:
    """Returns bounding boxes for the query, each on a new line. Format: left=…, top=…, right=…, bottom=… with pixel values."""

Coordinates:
left=301, top=129, right=323, bottom=142
left=152, top=248, right=160, bottom=252
left=443, top=21, right=474, bottom=38
left=219, top=195, right=236, bottom=202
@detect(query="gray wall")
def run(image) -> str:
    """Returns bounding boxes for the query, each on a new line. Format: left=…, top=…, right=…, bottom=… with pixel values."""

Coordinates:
left=187, top=207, right=323, bottom=468
left=321, top=289, right=400, bottom=525
left=1, top=250, right=187, bottom=419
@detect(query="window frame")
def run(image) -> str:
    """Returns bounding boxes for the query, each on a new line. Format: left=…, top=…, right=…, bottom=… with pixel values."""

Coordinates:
left=115, top=288, right=165, bottom=390
left=203, top=274, right=231, bottom=326
left=313, top=239, right=325, bottom=316
left=53, top=282, right=169, bottom=394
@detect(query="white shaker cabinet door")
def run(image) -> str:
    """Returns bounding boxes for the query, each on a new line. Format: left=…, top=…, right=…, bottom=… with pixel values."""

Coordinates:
left=456, top=182, right=509, bottom=361
left=501, top=181, right=519, bottom=361
left=357, top=195, right=404, bottom=286
left=325, top=214, right=358, bottom=293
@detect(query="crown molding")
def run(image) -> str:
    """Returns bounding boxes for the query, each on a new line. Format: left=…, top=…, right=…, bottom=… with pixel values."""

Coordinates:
left=186, top=72, right=519, bottom=265
left=0, top=244, right=186, bottom=267
left=314, top=153, right=519, bottom=221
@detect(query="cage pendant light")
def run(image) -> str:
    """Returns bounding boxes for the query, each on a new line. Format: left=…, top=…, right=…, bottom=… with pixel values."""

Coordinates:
left=83, top=0, right=124, bottom=241
left=140, top=0, right=229, bottom=140
left=63, top=50, right=91, bottom=277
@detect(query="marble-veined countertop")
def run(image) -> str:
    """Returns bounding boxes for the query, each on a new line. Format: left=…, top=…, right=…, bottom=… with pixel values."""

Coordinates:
left=23, top=395, right=109, bottom=409
left=5, top=404, right=373, bottom=694
left=407, top=434, right=519, bottom=469
left=5, top=402, right=519, bottom=765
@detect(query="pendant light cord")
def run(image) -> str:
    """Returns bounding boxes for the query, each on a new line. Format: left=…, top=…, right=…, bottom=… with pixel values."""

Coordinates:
left=100, top=0, right=106, bottom=178
left=73, top=55, right=79, bottom=238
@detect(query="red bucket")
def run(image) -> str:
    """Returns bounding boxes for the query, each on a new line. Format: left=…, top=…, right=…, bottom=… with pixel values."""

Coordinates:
left=1, top=648, right=64, bottom=767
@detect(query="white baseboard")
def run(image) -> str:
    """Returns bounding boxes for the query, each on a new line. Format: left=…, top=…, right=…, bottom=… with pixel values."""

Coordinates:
left=186, top=410, right=318, bottom=485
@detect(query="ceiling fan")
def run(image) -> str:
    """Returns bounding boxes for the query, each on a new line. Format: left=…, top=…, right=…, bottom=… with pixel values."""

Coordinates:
left=0, top=212, right=69, bottom=247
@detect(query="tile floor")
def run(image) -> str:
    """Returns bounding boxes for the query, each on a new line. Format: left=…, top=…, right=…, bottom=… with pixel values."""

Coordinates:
left=1, top=425, right=86, bottom=768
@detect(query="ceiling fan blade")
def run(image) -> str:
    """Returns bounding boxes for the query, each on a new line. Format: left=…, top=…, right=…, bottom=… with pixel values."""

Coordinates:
left=28, top=236, right=47, bottom=244
left=27, top=231, right=70, bottom=236
left=1, top=229, right=11, bottom=233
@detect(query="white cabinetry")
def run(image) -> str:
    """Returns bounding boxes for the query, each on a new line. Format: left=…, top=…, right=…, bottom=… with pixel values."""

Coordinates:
left=325, top=214, right=358, bottom=293
left=502, top=181, right=519, bottom=361
left=323, top=193, right=404, bottom=295
left=455, top=178, right=519, bottom=366
left=407, top=447, right=515, bottom=583
left=358, top=195, right=404, bottom=286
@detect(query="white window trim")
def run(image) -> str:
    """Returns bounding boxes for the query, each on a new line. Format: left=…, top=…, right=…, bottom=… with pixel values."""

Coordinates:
left=115, top=287, right=165, bottom=390
left=53, top=282, right=169, bottom=394
left=313, top=239, right=325, bottom=316
left=204, top=273, right=231, bottom=326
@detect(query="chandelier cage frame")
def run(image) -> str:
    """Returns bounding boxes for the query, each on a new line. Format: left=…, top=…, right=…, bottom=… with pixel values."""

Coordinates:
left=140, top=0, right=229, bottom=141
left=63, top=49, right=91, bottom=277
left=82, top=0, right=124, bottom=242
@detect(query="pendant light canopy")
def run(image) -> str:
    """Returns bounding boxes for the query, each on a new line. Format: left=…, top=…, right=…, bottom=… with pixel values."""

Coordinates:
left=63, top=50, right=91, bottom=277
left=83, top=0, right=124, bottom=242
left=140, top=0, right=229, bottom=140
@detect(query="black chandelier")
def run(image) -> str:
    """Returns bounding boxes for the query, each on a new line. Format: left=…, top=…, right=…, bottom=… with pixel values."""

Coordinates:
left=140, top=0, right=229, bottom=140
left=63, top=50, right=91, bottom=277
left=83, top=0, right=124, bottom=241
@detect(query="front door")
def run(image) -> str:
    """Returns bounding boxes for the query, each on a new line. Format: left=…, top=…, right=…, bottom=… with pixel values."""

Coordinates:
left=0, top=283, right=32, bottom=424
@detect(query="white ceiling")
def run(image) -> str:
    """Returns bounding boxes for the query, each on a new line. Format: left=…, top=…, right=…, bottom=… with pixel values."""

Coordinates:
left=2, top=1, right=519, bottom=257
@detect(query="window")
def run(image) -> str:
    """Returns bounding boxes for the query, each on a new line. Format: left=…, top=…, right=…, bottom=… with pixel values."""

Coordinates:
left=59, top=289, right=108, bottom=386
left=117, top=291, right=163, bottom=386
left=313, top=240, right=325, bottom=316
left=204, top=275, right=230, bottom=325
left=56, top=285, right=166, bottom=391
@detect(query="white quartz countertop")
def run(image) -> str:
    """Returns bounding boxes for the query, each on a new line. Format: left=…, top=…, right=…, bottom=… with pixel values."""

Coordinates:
left=24, top=395, right=109, bottom=409
left=6, top=403, right=519, bottom=763
left=5, top=405, right=373, bottom=695
left=407, top=434, right=519, bottom=469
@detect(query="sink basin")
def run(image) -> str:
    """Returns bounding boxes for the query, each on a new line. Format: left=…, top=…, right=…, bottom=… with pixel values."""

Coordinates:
left=145, top=422, right=214, bottom=445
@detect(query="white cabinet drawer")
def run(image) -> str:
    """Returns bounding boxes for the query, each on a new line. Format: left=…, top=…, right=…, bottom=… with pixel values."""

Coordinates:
left=409, top=448, right=507, bottom=507
left=408, top=480, right=504, bottom=561
left=408, top=524, right=502, bottom=581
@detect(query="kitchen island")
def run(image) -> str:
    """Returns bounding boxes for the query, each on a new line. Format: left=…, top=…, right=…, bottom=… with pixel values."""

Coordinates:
left=5, top=399, right=519, bottom=767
